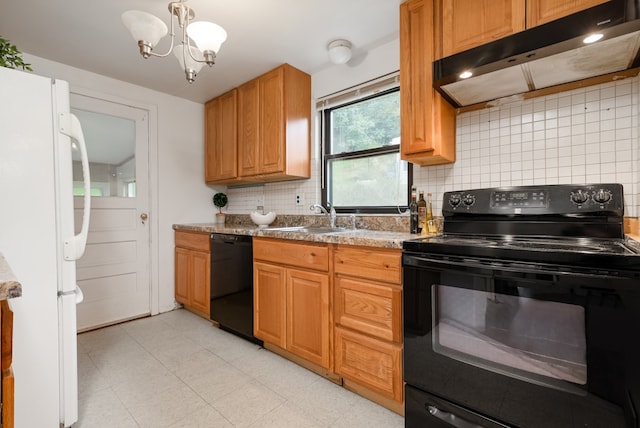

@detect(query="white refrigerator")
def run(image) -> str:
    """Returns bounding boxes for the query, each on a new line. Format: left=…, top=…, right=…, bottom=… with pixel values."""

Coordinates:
left=0, top=66, right=91, bottom=427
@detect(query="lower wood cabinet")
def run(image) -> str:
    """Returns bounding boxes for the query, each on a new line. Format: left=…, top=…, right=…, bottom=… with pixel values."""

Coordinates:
left=253, top=262, right=286, bottom=347
left=335, top=326, right=403, bottom=402
left=253, top=238, right=330, bottom=369
left=286, top=268, right=330, bottom=367
left=333, top=245, right=404, bottom=407
left=1, top=300, right=14, bottom=428
left=174, top=230, right=210, bottom=318
left=252, top=238, right=404, bottom=413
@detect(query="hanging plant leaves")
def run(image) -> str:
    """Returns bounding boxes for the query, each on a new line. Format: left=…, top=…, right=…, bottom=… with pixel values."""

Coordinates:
left=0, top=37, right=32, bottom=71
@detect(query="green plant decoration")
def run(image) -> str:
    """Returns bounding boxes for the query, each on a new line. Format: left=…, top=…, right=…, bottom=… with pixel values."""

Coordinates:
left=0, top=37, right=32, bottom=71
left=213, top=193, right=228, bottom=213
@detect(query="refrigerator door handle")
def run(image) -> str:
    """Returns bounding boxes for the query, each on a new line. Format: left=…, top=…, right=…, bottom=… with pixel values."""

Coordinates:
left=57, top=286, right=84, bottom=304
left=60, top=112, right=91, bottom=261
left=75, top=285, right=84, bottom=304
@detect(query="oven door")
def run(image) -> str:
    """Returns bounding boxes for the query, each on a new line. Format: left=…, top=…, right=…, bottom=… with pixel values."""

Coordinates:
left=403, top=252, right=640, bottom=428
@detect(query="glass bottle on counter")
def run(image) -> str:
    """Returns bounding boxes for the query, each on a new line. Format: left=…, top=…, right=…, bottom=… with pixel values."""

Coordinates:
left=410, top=185, right=419, bottom=234
left=425, top=192, right=437, bottom=235
left=417, top=191, right=426, bottom=234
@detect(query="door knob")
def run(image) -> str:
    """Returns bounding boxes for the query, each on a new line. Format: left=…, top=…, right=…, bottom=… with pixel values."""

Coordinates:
left=140, top=212, right=148, bottom=224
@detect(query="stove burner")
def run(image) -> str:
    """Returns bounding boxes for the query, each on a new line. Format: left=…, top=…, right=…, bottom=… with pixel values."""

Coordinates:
left=501, top=239, right=632, bottom=254
left=411, top=235, right=640, bottom=257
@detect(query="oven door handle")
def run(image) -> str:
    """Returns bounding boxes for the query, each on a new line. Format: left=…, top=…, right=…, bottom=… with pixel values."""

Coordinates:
left=424, top=402, right=511, bottom=428
left=427, top=405, right=483, bottom=428
left=405, top=255, right=620, bottom=279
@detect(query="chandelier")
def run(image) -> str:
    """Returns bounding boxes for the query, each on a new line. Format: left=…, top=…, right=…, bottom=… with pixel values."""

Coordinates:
left=121, top=0, right=227, bottom=83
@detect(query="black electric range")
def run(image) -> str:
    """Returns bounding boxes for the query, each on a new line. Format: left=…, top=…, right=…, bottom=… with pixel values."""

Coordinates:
left=402, top=184, right=640, bottom=428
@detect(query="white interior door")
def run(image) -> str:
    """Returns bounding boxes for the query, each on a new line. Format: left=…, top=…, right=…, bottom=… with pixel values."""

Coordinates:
left=71, top=93, right=151, bottom=331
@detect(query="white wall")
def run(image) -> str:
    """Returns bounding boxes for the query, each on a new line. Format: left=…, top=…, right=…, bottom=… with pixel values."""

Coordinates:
left=23, top=53, right=224, bottom=314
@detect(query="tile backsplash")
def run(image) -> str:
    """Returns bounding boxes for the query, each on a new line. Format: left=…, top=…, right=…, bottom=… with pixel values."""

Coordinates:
left=226, top=76, right=639, bottom=219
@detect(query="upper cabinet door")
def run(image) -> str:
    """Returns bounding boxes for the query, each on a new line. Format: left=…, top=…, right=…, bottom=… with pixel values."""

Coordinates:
left=204, top=89, right=237, bottom=183
left=526, top=0, right=609, bottom=27
left=258, top=67, right=285, bottom=175
left=238, top=79, right=260, bottom=178
left=440, top=0, right=609, bottom=58
left=440, top=0, right=525, bottom=57
left=236, top=64, right=310, bottom=180
left=400, top=0, right=456, bottom=166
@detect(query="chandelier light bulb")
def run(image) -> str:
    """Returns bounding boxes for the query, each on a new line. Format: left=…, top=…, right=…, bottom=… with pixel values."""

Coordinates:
left=122, top=10, right=169, bottom=57
left=187, top=21, right=227, bottom=54
left=173, top=44, right=205, bottom=83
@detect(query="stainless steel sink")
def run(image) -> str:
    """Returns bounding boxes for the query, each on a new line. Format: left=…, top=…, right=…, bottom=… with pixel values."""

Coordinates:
left=266, top=226, right=348, bottom=234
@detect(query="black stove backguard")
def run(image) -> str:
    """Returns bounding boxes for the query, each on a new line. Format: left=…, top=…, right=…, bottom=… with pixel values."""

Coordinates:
left=403, top=184, right=640, bottom=428
left=442, top=183, right=625, bottom=239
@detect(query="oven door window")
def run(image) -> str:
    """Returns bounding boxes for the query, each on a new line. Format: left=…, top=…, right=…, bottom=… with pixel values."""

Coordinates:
left=433, top=285, right=587, bottom=392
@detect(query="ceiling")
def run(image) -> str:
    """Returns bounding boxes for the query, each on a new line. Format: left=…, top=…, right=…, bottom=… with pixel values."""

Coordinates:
left=0, top=0, right=402, bottom=104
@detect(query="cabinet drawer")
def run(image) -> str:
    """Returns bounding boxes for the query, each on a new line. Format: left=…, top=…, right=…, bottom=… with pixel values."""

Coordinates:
left=335, top=276, right=401, bottom=342
left=335, top=327, right=403, bottom=402
left=175, top=230, right=210, bottom=252
left=254, top=237, right=328, bottom=271
left=334, top=247, right=401, bottom=284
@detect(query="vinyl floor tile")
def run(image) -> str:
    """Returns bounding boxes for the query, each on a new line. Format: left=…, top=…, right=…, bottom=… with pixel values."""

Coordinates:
left=77, top=309, right=404, bottom=428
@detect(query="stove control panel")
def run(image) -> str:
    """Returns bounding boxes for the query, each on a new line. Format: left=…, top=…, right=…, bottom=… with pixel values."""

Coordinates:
left=491, top=189, right=548, bottom=208
left=444, top=183, right=624, bottom=216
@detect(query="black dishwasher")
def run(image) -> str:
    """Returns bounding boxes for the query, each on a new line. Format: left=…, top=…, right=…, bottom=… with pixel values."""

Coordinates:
left=210, top=234, right=261, bottom=345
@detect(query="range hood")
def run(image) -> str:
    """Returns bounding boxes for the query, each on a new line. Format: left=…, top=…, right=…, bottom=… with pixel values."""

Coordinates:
left=433, top=0, right=640, bottom=107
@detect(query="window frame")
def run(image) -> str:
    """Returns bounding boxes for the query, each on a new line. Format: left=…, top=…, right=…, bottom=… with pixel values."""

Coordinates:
left=320, top=86, right=412, bottom=214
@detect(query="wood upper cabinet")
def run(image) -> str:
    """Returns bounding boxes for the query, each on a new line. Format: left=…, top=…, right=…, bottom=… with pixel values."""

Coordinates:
left=237, top=64, right=311, bottom=181
left=237, top=79, right=260, bottom=178
left=174, top=230, right=211, bottom=318
left=257, top=68, right=285, bottom=175
left=439, top=0, right=610, bottom=58
left=400, top=0, right=456, bottom=166
left=205, top=89, right=237, bottom=183
left=253, top=238, right=330, bottom=369
left=526, top=0, right=609, bottom=27
left=205, top=63, right=311, bottom=185
left=440, top=0, right=525, bottom=57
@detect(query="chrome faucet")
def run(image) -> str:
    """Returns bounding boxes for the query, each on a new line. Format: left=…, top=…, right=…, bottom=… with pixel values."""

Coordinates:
left=310, top=203, right=337, bottom=228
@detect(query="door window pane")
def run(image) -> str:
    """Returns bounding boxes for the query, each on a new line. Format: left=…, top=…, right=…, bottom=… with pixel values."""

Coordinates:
left=71, top=108, right=136, bottom=197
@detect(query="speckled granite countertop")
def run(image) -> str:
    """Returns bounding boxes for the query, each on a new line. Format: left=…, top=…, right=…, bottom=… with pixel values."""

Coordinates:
left=175, top=222, right=640, bottom=250
left=0, top=253, right=22, bottom=300
left=173, top=223, right=420, bottom=249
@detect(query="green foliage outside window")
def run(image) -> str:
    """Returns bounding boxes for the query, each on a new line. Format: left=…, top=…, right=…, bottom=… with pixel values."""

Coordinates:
left=331, top=91, right=400, bottom=153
